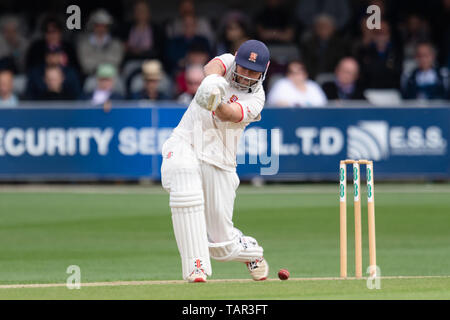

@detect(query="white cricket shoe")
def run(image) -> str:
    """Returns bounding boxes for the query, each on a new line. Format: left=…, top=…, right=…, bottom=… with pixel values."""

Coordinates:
left=187, top=265, right=207, bottom=283
left=186, top=259, right=207, bottom=283
left=246, top=258, right=269, bottom=281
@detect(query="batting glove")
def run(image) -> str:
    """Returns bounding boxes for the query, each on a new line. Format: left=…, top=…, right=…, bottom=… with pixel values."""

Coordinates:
left=195, top=75, right=228, bottom=111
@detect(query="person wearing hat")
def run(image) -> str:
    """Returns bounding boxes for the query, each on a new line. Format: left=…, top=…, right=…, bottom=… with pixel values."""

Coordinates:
left=82, top=63, right=123, bottom=105
left=77, top=9, right=124, bottom=76
left=160, top=40, right=270, bottom=283
left=131, top=60, right=169, bottom=101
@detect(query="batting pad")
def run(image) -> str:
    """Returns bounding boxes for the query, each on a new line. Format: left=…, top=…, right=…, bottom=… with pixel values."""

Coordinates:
left=172, top=205, right=212, bottom=279
left=169, top=169, right=211, bottom=279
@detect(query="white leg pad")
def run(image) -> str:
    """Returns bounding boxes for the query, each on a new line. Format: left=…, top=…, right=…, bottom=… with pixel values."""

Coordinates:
left=169, top=169, right=211, bottom=279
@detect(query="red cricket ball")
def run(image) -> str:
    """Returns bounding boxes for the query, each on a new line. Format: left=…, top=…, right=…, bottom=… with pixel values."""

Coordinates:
left=278, top=268, right=290, bottom=280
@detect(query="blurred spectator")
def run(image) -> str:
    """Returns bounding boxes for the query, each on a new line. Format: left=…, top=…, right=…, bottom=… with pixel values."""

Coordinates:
left=267, top=60, right=327, bottom=107
left=25, top=15, right=78, bottom=72
left=175, top=44, right=210, bottom=94
left=296, top=0, right=351, bottom=31
left=82, top=64, right=123, bottom=105
left=351, top=17, right=375, bottom=54
left=402, top=42, right=448, bottom=100
left=216, top=11, right=251, bottom=56
left=300, top=14, right=350, bottom=79
left=0, top=15, right=29, bottom=73
left=122, top=0, right=165, bottom=62
left=35, top=66, right=76, bottom=100
left=131, top=60, right=169, bottom=100
left=77, top=9, right=124, bottom=76
left=355, top=20, right=403, bottom=89
left=165, top=14, right=210, bottom=75
left=166, top=0, right=214, bottom=45
left=255, top=0, right=295, bottom=44
left=25, top=47, right=81, bottom=100
left=322, top=57, right=365, bottom=100
left=186, top=45, right=210, bottom=66
left=399, top=14, right=431, bottom=68
left=0, top=69, right=18, bottom=107
left=177, top=64, right=204, bottom=105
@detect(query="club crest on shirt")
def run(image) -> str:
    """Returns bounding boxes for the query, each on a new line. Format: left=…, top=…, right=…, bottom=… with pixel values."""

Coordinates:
left=248, top=52, right=258, bottom=62
left=227, top=95, right=238, bottom=104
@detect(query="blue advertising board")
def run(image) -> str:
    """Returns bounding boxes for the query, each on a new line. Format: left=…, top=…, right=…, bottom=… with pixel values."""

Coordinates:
left=237, top=107, right=450, bottom=180
left=0, top=108, right=155, bottom=179
left=0, top=104, right=448, bottom=180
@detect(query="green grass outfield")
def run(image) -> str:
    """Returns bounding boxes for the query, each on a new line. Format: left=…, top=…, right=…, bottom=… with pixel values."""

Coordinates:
left=0, top=183, right=449, bottom=299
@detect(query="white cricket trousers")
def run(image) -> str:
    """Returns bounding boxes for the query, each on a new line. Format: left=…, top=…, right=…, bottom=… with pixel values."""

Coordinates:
left=160, top=135, right=263, bottom=279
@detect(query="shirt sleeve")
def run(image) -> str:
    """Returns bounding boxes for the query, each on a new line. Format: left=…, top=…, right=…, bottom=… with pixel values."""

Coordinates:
left=210, top=53, right=235, bottom=74
left=234, top=90, right=265, bottom=123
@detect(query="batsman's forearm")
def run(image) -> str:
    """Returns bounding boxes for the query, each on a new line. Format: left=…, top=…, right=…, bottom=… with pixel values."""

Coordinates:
left=204, top=59, right=226, bottom=77
left=215, top=102, right=242, bottom=123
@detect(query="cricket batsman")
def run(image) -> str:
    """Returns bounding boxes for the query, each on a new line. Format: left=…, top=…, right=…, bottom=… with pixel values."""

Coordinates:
left=161, top=40, right=270, bottom=283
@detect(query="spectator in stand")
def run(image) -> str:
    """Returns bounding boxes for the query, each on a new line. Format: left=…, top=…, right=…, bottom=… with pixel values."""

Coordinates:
left=402, top=42, right=448, bottom=100
left=355, top=20, right=403, bottom=89
left=300, top=14, right=350, bottom=80
left=122, top=0, right=165, bottom=62
left=131, top=60, right=169, bottom=101
left=177, top=64, right=204, bottom=105
left=0, top=69, right=18, bottom=107
left=35, top=66, right=76, bottom=100
left=166, top=0, right=214, bottom=46
left=165, top=14, right=210, bottom=75
left=296, top=0, right=351, bottom=31
left=267, top=60, right=327, bottom=107
left=322, top=57, right=365, bottom=100
left=77, top=9, right=124, bottom=76
left=216, top=11, right=251, bottom=56
left=82, top=64, right=123, bottom=105
left=175, top=43, right=210, bottom=95
left=399, top=14, right=431, bottom=69
left=351, top=17, right=375, bottom=56
left=255, top=0, right=295, bottom=44
left=25, top=47, right=81, bottom=100
left=0, top=15, right=29, bottom=73
left=25, top=15, right=78, bottom=72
